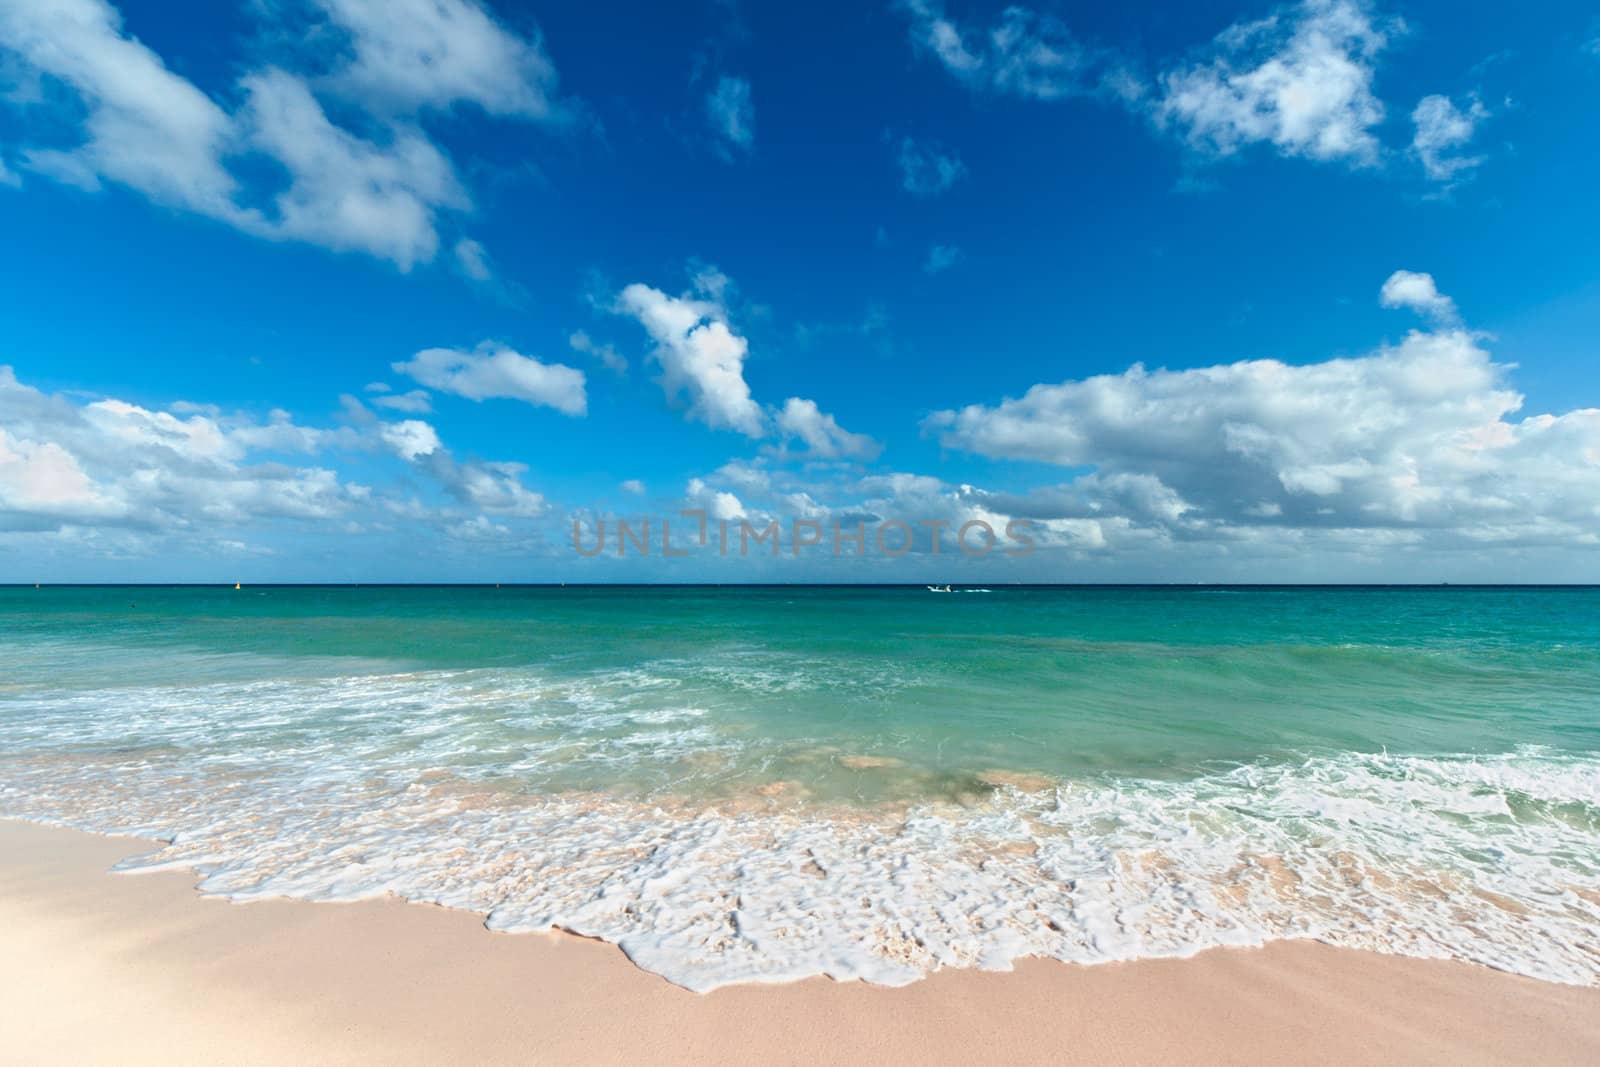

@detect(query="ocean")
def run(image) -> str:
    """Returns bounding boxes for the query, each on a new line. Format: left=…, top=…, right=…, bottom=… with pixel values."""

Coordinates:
left=2, top=584, right=1597, bottom=990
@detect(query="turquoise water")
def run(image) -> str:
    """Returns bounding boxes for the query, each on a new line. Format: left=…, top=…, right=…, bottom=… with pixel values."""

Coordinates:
left=2, top=585, right=1598, bottom=989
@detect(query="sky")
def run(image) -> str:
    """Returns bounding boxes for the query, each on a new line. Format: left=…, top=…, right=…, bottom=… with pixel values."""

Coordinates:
left=1, top=0, right=1598, bottom=583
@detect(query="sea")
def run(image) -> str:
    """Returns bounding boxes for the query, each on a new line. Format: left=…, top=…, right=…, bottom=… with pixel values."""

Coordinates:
left=1, top=584, right=1597, bottom=991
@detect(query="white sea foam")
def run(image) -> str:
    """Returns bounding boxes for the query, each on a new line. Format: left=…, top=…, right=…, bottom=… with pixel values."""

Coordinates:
left=3, top=682, right=1599, bottom=993
left=0, top=751, right=1593, bottom=985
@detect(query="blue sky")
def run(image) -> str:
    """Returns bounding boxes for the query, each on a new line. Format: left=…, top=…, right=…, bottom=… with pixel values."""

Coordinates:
left=1, top=0, right=1598, bottom=582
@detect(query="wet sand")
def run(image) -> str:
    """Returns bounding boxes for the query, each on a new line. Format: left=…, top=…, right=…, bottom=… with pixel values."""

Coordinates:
left=3, top=818, right=1598, bottom=1066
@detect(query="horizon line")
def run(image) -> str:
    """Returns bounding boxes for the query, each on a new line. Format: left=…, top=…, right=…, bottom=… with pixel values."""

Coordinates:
left=7, top=583, right=1600, bottom=590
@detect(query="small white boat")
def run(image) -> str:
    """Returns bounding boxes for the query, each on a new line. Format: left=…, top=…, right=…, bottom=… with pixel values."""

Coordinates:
left=926, top=584, right=954, bottom=593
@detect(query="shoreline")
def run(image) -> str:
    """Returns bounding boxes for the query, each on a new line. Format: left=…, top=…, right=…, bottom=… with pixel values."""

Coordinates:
left=3, top=818, right=1598, bottom=1065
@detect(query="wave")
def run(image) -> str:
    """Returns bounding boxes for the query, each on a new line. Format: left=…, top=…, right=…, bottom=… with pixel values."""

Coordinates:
left=3, top=644, right=1598, bottom=992
left=3, top=742, right=1598, bottom=992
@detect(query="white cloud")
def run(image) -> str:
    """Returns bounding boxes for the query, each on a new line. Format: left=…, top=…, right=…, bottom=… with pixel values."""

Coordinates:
left=620, top=479, right=646, bottom=495
left=775, top=398, right=882, bottom=460
left=83, top=397, right=238, bottom=463
left=855, top=471, right=946, bottom=499
left=714, top=460, right=771, bottom=492
left=369, top=421, right=547, bottom=519
left=378, top=419, right=441, bottom=461
left=1411, top=93, right=1489, bottom=182
left=705, top=75, right=753, bottom=156
left=676, top=463, right=1063, bottom=560
left=0, top=429, right=104, bottom=514
left=1156, top=0, right=1394, bottom=166
left=394, top=343, right=587, bottom=415
left=416, top=453, right=547, bottom=517
left=238, top=68, right=469, bottom=270
left=453, top=237, right=493, bottom=280
left=311, top=0, right=559, bottom=118
left=229, top=409, right=347, bottom=455
left=371, top=389, right=432, bottom=414
left=923, top=244, right=961, bottom=273
left=447, top=514, right=511, bottom=540
left=569, top=330, right=628, bottom=375
left=0, top=366, right=360, bottom=530
left=898, top=0, right=1137, bottom=101
left=0, top=0, right=562, bottom=269
left=0, top=366, right=560, bottom=563
left=612, top=279, right=766, bottom=436
left=897, top=136, right=966, bottom=196
left=0, top=0, right=248, bottom=219
left=0, top=156, right=22, bottom=187
left=687, top=477, right=745, bottom=521
left=898, top=0, right=1422, bottom=180
left=610, top=271, right=879, bottom=461
left=924, top=274, right=1600, bottom=547
left=1379, top=269, right=1457, bottom=324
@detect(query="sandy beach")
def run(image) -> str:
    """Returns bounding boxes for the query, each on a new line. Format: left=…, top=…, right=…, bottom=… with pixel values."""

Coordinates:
left=2, top=819, right=1596, bottom=1066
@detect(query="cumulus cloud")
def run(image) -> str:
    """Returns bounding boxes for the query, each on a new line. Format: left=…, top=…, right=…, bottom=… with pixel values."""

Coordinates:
left=0, top=0, right=561, bottom=269
left=0, top=366, right=360, bottom=530
left=990, top=471, right=1195, bottom=526
left=898, top=0, right=1138, bottom=101
left=610, top=270, right=880, bottom=464
left=361, top=412, right=546, bottom=519
left=686, top=477, right=745, bottom=521
left=620, top=478, right=646, bottom=495
left=1379, top=269, right=1458, bottom=324
left=1411, top=93, right=1489, bottom=182
left=713, top=460, right=771, bottom=493
left=238, top=67, right=469, bottom=269
left=446, top=514, right=511, bottom=541
left=898, top=0, right=1422, bottom=178
left=705, top=75, right=754, bottom=157
left=0, top=0, right=247, bottom=219
left=425, top=456, right=547, bottom=517
left=0, top=430, right=103, bottom=515
left=394, top=343, right=587, bottom=415
left=310, top=0, right=560, bottom=118
left=674, top=463, right=1063, bottom=560
left=897, top=136, right=966, bottom=196
left=925, top=273, right=1600, bottom=548
left=378, top=419, right=441, bottom=461
left=1156, top=0, right=1395, bottom=166
left=612, top=277, right=766, bottom=436
left=774, top=398, right=882, bottom=460
left=84, top=398, right=238, bottom=463
left=0, top=367, right=558, bottom=570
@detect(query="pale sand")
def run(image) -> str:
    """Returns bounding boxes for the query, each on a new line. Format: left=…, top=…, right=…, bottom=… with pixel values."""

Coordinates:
left=3, top=819, right=1598, bottom=1066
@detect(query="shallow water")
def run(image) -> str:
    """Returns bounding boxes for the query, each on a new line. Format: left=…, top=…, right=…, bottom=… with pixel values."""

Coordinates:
left=2, top=585, right=1597, bottom=989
